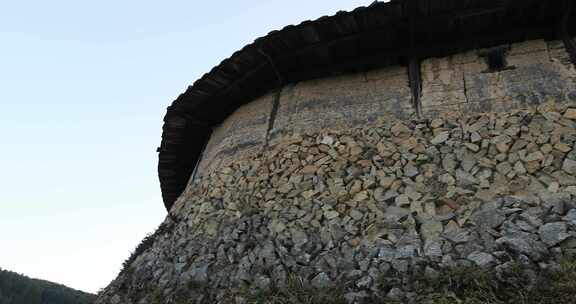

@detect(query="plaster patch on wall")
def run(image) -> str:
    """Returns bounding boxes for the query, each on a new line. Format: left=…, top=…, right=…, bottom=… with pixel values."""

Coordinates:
left=422, top=39, right=576, bottom=118
left=196, top=39, right=576, bottom=177
left=420, top=49, right=484, bottom=118
left=196, top=93, right=274, bottom=175
left=271, top=66, right=413, bottom=140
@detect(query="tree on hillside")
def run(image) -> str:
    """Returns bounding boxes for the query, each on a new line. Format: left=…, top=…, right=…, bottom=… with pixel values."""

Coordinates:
left=0, top=268, right=94, bottom=304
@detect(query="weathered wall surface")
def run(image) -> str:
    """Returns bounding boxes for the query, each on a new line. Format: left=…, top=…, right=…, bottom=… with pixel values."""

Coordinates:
left=196, top=39, right=576, bottom=179
left=96, top=38, right=576, bottom=304
left=271, top=66, right=414, bottom=138
left=98, top=106, right=576, bottom=304
left=421, top=39, right=576, bottom=118
left=197, top=93, right=274, bottom=174
left=197, top=66, right=415, bottom=176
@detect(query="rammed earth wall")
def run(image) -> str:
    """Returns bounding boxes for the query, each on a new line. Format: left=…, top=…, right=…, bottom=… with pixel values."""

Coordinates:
left=196, top=39, right=576, bottom=176
left=197, top=65, right=414, bottom=176
left=97, top=38, right=576, bottom=304
left=421, top=39, right=576, bottom=117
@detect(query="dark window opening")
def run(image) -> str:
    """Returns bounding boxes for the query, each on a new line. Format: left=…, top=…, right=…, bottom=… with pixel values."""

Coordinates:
left=480, top=47, right=514, bottom=73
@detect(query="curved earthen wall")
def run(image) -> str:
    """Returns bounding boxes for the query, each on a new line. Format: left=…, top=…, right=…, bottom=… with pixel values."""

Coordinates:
left=421, top=39, right=576, bottom=116
left=195, top=39, right=576, bottom=177
left=98, top=37, right=576, bottom=304
left=195, top=65, right=414, bottom=175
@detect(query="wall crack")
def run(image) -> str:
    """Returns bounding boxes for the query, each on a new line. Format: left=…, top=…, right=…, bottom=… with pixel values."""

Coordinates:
left=408, top=58, right=423, bottom=118
left=560, top=0, right=576, bottom=68
left=264, top=88, right=282, bottom=148
left=462, top=70, right=470, bottom=104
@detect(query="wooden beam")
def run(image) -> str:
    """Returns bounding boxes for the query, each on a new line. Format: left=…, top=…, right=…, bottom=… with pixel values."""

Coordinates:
left=560, top=0, right=576, bottom=66
left=408, top=59, right=423, bottom=118
left=407, top=0, right=422, bottom=117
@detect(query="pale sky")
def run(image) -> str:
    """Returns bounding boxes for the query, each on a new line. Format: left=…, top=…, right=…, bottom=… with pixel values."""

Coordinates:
left=0, top=0, right=371, bottom=294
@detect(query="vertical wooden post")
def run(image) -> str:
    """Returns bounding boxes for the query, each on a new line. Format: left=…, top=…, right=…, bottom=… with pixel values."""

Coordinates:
left=407, top=0, right=422, bottom=118
left=408, top=58, right=422, bottom=118
left=189, top=128, right=212, bottom=184
left=560, top=0, right=576, bottom=66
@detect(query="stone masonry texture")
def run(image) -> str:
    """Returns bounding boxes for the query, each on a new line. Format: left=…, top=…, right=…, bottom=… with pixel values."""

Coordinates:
left=421, top=39, right=576, bottom=118
left=97, top=38, right=576, bottom=304
left=198, top=39, right=576, bottom=179
left=196, top=93, right=275, bottom=175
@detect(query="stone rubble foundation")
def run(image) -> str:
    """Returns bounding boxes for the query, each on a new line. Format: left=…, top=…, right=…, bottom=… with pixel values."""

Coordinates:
left=98, top=104, right=576, bottom=304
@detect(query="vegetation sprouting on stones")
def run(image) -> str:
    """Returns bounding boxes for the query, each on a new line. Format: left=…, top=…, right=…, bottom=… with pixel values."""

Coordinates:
left=120, top=218, right=176, bottom=275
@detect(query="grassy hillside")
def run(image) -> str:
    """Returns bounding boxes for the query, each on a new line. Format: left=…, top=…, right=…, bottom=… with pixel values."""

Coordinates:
left=0, top=268, right=94, bottom=304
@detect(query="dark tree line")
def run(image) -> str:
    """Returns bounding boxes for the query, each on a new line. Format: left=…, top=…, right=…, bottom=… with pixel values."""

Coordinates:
left=0, top=268, right=95, bottom=304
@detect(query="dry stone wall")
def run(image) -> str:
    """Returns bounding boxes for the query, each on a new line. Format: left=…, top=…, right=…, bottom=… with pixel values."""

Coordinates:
left=99, top=105, right=576, bottom=304
left=96, top=38, right=576, bottom=304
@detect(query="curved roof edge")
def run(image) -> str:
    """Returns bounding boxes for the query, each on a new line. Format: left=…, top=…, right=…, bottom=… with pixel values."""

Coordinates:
left=158, top=0, right=576, bottom=211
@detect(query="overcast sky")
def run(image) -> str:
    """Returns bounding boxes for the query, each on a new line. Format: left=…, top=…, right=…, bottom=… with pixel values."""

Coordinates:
left=0, top=0, right=371, bottom=293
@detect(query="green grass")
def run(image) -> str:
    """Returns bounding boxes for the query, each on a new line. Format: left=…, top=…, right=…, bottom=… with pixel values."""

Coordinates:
left=120, top=219, right=176, bottom=275
left=437, top=260, right=575, bottom=303
left=237, top=259, right=576, bottom=304
left=125, top=257, right=576, bottom=303
left=243, top=274, right=347, bottom=304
